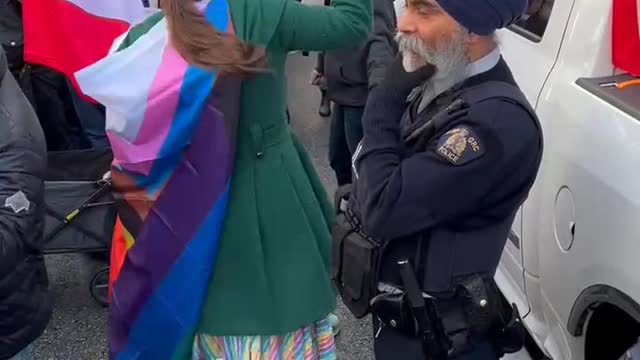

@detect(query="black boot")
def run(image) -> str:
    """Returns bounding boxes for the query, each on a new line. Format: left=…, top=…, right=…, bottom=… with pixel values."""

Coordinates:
left=319, top=90, right=331, bottom=117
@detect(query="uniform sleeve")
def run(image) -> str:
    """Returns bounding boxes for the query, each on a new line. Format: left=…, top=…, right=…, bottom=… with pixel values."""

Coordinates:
left=269, top=0, right=373, bottom=52
left=353, top=87, right=530, bottom=241
left=365, top=0, right=397, bottom=89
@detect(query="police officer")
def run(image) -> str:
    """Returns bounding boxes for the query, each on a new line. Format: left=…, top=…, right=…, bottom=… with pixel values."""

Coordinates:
left=341, top=0, right=543, bottom=358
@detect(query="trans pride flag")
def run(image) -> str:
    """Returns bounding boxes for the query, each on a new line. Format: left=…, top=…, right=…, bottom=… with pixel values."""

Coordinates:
left=75, top=1, right=240, bottom=358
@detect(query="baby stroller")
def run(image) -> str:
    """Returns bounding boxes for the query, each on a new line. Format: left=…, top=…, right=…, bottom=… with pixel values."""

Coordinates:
left=43, top=148, right=116, bottom=306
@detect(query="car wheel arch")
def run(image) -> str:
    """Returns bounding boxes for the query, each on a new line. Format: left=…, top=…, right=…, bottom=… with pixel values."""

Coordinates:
left=567, top=284, right=640, bottom=337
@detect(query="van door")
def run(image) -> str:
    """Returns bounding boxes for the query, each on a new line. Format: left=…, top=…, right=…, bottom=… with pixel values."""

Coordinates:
left=496, top=0, right=574, bottom=329
left=528, top=0, right=624, bottom=357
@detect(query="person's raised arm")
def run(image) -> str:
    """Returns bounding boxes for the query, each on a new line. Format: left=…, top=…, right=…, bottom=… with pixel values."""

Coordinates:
left=365, top=0, right=397, bottom=89
left=270, top=0, right=373, bottom=52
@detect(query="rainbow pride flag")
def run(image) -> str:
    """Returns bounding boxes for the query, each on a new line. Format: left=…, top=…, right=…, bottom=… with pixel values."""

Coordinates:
left=75, top=1, right=239, bottom=358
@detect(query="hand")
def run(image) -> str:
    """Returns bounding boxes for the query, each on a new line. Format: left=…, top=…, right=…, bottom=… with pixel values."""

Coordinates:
left=310, top=69, right=322, bottom=85
left=380, top=55, right=436, bottom=99
left=526, top=0, right=544, bottom=15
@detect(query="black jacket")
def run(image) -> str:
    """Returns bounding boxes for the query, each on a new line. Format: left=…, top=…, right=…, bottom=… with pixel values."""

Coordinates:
left=0, top=0, right=23, bottom=72
left=0, top=48, right=51, bottom=360
left=352, top=58, right=543, bottom=293
left=324, top=0, right=397, bottom=107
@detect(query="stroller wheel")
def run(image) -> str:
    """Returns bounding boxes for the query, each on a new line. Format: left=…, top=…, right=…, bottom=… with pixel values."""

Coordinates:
left=90, top=267, right=110, bottom=307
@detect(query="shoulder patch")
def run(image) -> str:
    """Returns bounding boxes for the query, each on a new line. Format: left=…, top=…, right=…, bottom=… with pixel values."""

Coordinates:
left=435, top=126, right=485, bottom=165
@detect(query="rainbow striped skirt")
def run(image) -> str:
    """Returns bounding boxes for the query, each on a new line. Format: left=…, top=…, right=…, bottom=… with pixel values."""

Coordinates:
left=192, top=317, right=336, bottom=360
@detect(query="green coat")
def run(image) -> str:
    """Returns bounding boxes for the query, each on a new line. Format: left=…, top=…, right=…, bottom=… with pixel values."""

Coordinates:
left=197, top=0, right=372, bottom=336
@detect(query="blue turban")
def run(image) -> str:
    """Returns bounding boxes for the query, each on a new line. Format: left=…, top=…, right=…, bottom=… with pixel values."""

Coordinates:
left=435, top=0, right=528, bottom=35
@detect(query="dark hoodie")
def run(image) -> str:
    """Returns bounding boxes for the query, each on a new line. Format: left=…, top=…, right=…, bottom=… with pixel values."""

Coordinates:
left=324, top=0, right=397, bottom=107
left=0, top=47, right=51, bottom=360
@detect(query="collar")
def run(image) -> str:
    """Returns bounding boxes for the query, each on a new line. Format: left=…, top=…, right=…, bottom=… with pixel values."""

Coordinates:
left=435, top=47, right=501, bottom=98
left=416, top=47, right=501, bottom=112
left=466, top=47, right=501, bottom=79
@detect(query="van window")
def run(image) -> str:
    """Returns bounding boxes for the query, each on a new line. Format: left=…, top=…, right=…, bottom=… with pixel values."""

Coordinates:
left=509, top=0, right=555, bottom=42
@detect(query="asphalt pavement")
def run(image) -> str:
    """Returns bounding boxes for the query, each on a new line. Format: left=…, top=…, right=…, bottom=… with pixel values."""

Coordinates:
left=32, top=53, right=530, bottom=360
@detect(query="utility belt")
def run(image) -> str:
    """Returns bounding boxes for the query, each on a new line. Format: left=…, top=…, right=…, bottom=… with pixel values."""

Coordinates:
left=331, top=187, right=526, bottom=358
left=372, top=264, right=526, bottom=358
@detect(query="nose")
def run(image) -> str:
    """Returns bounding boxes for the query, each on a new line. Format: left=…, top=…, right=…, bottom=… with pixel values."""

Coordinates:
left=397, top=11, right=416, bottom=34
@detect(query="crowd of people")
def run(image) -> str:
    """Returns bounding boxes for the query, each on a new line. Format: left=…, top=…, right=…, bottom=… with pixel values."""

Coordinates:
left=0, top=0, right=545, bottom=359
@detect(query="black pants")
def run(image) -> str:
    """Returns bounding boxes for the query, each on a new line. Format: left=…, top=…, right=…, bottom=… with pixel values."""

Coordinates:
left=329, top=103, right=364, bottom=186
left=373, top=317, right=500, bottom=360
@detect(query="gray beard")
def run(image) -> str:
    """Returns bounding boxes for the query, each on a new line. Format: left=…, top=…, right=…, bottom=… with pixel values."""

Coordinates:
left=417, top=66, right=468, bottom=113
left=396, top=30, right=471, bottom=113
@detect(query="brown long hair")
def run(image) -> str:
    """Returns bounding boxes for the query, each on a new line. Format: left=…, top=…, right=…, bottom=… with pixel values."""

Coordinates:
left=164, top=0, right=267, bottom=74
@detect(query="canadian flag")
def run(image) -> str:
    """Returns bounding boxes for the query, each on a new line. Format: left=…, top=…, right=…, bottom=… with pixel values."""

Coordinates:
left=22, top=0, right=147, bottom=96
left=613, top=0, right=640, bottom=75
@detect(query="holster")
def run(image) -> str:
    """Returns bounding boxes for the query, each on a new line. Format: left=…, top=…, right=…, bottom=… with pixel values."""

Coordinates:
left=370, top=269, right=526, bottom=359
left=331, top=185, right=383, bottom=318
left=371, top=292, right=418, bottom=335
left=456, top=274, right=526, bottom=356
left=456, top=274, right=494, bottom=335
left=372, top=260, right=452, bottom=359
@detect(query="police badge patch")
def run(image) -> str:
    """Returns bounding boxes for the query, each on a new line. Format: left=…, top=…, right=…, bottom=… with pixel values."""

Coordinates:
left=435, top=126, right=485, bottom=165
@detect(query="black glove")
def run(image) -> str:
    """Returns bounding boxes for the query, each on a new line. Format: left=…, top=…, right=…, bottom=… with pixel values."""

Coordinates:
left=379, top=55, right=436, bottom=100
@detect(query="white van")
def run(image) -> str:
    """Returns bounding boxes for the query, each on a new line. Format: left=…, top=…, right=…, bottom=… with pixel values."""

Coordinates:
left=496, top=0, right=640, bottom=359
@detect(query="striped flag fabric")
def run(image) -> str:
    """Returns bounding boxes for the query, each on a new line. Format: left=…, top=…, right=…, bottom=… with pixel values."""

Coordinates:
left=22, top=0, right=147, bottom=95
left=612, top=0, right=640, bottom=75
left=75, top=0, right=240, bottom=358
